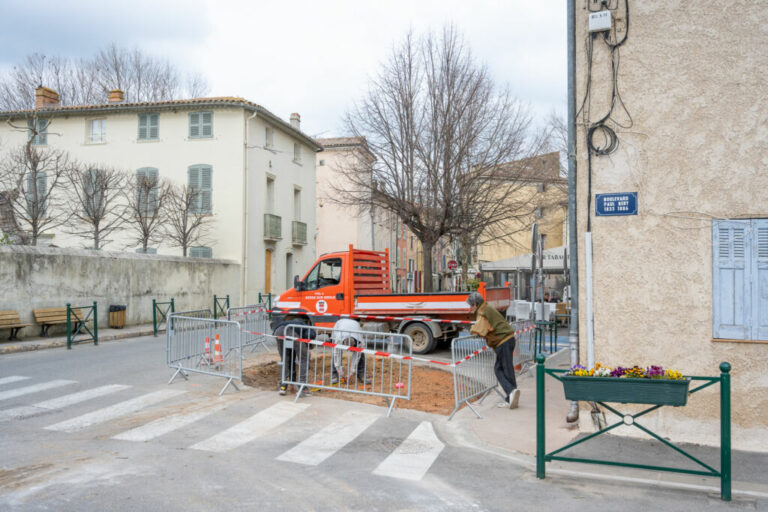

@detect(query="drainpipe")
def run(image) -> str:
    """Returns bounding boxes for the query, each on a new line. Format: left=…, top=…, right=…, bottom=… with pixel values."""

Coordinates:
left=566, top=0, right=580, bottom=424
left=242, top=111, right=257, bottom=304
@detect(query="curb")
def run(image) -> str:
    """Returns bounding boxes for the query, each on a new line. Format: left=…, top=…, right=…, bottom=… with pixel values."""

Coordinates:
left=0, top=328, right=159, bottom=355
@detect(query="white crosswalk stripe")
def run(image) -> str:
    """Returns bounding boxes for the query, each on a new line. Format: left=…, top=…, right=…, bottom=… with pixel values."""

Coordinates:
left=0, top=376, right=30, bottom=386
left=372, top=421, right=444, bottom=481
left=0, top=380, right=76, bottom=402
left=44, top=389, right=186, bottom=433
left=277, top=411, right=380, bottom=466
left=0, top=384, right=131, bottom=422
left=190, top=401, right=309, bottom=453
left=112, top=402, right=226, bottom=442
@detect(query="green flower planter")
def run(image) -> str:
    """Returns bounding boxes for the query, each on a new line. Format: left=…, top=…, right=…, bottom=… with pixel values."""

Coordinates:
left=561, top=376, right=691, bottom=406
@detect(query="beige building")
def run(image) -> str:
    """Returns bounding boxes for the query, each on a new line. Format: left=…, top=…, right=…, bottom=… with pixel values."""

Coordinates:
left=0, top=87, right=322, bottom=300
left=573, top=3, right=768, bottom=451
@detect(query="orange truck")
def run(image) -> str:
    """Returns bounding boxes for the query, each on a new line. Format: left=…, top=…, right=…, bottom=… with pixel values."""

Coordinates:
left=272, top=245, right=511, bottom=354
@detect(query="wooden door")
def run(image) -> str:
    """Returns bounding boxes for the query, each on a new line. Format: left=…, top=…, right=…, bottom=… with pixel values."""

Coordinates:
left=265, top=249, right=272, bottom=294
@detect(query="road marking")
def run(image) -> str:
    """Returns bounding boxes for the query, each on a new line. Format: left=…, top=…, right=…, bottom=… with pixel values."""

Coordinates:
left=372, top=421, right=444, bottom=481
left=0, top=384, right=131, bottom=421
left=0, top=376, right=30, bottom=386
left=44, top=389, right=186, bottom=433
left=0, top=380, right=76, bottom=402
left=277, top=411, right=379, bottom=466
left=190, top=401, right=310, bottom=453
left=113, top=402, right=226, bottom=442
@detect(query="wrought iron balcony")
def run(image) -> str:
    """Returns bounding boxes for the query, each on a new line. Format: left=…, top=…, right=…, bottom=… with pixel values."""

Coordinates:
left=292, top=220, right=307, bottom=245
left=264, top=213, right=282, bottom=241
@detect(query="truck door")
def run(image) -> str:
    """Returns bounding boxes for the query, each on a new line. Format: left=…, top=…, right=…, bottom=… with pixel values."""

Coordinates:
left=299, top=257, right=344, bottom=325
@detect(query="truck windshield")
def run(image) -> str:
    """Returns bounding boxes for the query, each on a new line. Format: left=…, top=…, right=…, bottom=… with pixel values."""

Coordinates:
left=303, top=258, right=342, bottom=291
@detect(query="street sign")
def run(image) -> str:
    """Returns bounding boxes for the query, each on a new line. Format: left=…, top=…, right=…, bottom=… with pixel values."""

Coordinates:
left=595, top=192, right=638, bottom=216
left=447, top=260, right=458, bottom=271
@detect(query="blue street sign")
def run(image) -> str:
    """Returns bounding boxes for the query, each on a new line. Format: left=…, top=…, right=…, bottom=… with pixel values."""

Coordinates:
left=595, top=192, right=638, bottom=216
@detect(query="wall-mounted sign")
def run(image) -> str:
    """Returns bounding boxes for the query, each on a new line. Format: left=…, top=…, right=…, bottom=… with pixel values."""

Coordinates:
left=595, top=192, right=638, bottom=216
left=447, top=260, right=458, bottom=271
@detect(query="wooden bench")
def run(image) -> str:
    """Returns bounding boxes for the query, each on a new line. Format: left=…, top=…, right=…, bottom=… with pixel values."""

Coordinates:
left=33, top=307, right=87, bottom=337
left=0, top=310, right=32, bottom=340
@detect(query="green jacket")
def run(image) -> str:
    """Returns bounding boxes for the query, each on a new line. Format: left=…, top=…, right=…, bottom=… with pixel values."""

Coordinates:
left=470, top=302, right=515, bottom=349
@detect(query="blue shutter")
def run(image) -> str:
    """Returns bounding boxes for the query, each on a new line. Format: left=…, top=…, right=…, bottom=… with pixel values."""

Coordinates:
left=149, top=114, right=159, bottom=139
left=188, top=165, right=200, bottom=213
left=753, top=220, right=768, bottom=340
left=201, top=112, right=213, bottom=137
left=712, top=220, right=751, bottom=339
left=138, top=115, right=148, bottom=140
left=189, top=113, right=200, bottom=138
left=200, top=165, right=212, bottom=213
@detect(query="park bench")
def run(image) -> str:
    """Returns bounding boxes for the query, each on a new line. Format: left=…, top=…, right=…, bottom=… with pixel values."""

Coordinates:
left=33, top=307, right=86, bottom=337
left=0, top=310, right=31, bottom=340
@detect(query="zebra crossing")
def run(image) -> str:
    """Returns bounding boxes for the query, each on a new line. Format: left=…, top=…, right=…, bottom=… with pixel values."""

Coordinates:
left=0, top=375, right=445, bottom=481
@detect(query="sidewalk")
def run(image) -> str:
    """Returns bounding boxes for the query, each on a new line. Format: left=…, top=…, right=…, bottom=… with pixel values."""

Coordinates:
left=0, top=323, right=159, bottom=354
left=444, top=348, right=768, bottom=501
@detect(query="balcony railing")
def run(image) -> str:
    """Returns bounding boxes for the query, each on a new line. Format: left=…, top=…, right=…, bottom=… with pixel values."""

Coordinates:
left=292, top=220, right=307, bottom=245
left=264, top=213, right=282, bottom=241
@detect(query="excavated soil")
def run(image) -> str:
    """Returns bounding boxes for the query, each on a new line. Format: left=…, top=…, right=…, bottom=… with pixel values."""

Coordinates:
left=242, top=354, right=457, bottom=415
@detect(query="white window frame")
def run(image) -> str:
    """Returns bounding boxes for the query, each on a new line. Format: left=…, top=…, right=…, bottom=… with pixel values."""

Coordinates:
left=87, top=118, right=106, bottom=144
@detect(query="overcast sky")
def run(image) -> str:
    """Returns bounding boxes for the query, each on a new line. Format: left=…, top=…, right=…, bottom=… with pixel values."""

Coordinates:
left=0, top=0, right=566, bottom=137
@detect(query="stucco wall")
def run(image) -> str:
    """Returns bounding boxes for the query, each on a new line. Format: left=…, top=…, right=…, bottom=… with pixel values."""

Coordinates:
left=0, top=245, right=240, bottom=336
left=574, top=2, right=768, bottom=451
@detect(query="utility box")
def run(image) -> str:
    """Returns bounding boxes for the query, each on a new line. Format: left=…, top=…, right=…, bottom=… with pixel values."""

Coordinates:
left=109, top=305, right=126, bottom=329
left=589, top=10, right=612, bottom=32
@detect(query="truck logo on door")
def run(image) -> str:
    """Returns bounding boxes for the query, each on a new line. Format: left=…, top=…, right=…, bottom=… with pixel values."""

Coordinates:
left=316, top=300, right=328, bottom=314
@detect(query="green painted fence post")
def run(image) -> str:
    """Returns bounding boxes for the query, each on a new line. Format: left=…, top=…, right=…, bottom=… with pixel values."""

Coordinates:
left=720, top=361, right=731, bottom=502
left=226, top=294, right=230, bottom=313
left=66, top=303, right=72, bottom=350
left=153, top=299, right=158, bottom=337
left=93, top=301, right=98, bottom=345
left=536, top=353, right=546, bottom=479
left=170, top=298, right=175, bottom=314
left=213, top=294, right=218, bottom=319
left=258, top=292, right=262, bottom=304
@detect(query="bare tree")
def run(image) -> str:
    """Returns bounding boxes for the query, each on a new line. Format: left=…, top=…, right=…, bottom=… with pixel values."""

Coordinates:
left=123, top=169, right=171, bottom=253
left=65, top=165, right=126, bottom=249
left=165, top=183, right=212, bottom=257
left=0, top=45, right=210, bottom=110
left=0, top=115, right=72, bottom=244
left=337, top=26, right=539, bottom=291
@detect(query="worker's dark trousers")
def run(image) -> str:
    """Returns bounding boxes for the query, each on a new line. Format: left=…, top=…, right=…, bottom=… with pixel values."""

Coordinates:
left=494, top=338, right=517, bottom=400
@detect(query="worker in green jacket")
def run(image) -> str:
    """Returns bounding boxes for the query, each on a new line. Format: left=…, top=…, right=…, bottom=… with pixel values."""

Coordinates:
left=467, top=291, right=520, bottom=409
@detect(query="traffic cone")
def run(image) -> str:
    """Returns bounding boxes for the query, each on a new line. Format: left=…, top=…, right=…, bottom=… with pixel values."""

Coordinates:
left=213, top=334, right=223, bottom=364
left=204, top=337, right=211, bottom=363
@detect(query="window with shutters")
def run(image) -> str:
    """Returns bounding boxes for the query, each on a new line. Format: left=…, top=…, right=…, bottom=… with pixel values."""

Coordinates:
left=27, top=119, right=48, bottom=145
left=25, top=172, right=47, bottom=216
left=87, top=119, right=106, bottom=144
left=188, top=164, right=212, bottom=214
left=136, top=167, right=159, bottom=216
left=189, top=247, right=212, bottom=258
left=712, top=219, right=768, bottom=341
left=138, top=114, right=159, bottom=140
left=188, top=111, right=213, bottom=139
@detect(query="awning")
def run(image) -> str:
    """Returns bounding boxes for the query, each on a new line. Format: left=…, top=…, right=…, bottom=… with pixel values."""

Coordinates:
left=480, top=246, right=568, bottom=272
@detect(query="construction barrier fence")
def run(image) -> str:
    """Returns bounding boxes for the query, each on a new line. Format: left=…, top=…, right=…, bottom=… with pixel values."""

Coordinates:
left=281, top=324, right=413, bottom=417
left=448, top=336, right=505, bottom=420
left=166, top=312, right=241, bottom=395
left=227, top=305, right=270, bottom=353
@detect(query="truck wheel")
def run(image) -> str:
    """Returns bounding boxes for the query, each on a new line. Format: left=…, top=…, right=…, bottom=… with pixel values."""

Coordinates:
left=404, top=323, right=435, bottom=355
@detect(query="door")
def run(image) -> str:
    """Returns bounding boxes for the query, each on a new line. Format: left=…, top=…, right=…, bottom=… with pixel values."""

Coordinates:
left=299, top=257, right=345, bottom=325
left=265, top=249, right=272, bottom=294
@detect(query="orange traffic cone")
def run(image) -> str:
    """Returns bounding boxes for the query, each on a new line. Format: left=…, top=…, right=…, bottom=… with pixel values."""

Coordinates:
left=213, top=334, right=223, bottom=364
left=204, top=337, right=211, bottom=363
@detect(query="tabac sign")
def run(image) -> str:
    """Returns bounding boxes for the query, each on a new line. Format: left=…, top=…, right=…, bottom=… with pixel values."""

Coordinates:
left=595, top=192, right=638, bottom=216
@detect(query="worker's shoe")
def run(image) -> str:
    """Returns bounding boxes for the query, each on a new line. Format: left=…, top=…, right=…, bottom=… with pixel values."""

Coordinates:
left=508, top=389, right=520, bottom=409
left=279, top=385, right=287, bottom=396
left=356, top=375, right=372, bottom=385
left=330, top=374, right=339, bottom=385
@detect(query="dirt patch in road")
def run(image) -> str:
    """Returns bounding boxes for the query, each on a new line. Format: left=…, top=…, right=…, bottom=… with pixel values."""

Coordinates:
left=242, top=357, right=458, bottom=415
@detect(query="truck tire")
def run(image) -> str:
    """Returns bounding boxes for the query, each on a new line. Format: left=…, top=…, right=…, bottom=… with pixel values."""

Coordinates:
left=404, top=322, right=435, bottom=355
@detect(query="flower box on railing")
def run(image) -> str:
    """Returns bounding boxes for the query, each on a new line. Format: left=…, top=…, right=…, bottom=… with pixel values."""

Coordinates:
left=561, top=375, right=691, bottom=406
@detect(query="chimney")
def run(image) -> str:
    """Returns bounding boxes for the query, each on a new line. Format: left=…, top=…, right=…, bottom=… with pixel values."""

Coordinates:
left=35, top=86, right=59, bottom=109
left=108, top=89, right=125, bottom=103
left=290, top=112, right=301, bottom=130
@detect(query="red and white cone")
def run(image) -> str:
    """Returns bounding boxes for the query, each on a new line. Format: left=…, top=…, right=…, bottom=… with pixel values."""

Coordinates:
left=204, top=337, right=211, bottom=363
left=213, top=334, right=223, bottom=364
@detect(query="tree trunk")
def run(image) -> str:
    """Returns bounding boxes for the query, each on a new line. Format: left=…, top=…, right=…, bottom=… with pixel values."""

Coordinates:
left=461, top=240, right=472, bottom=291
left=421, top=241, right=434, bottom=292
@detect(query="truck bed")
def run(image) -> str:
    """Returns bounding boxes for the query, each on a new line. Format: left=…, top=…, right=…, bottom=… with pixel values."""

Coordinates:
left=354, top=286, right=510, bottom=317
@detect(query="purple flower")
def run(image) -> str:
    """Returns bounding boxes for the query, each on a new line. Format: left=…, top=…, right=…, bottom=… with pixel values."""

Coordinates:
left=610, top=367, right=626, bottom=377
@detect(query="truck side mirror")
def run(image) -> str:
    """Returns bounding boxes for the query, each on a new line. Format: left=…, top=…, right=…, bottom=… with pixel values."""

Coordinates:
left=294, top=275, right=302, bottom=291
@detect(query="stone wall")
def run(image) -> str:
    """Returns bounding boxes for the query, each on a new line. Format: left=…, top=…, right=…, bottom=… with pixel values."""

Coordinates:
left=0, top=246, right=240, bottom=337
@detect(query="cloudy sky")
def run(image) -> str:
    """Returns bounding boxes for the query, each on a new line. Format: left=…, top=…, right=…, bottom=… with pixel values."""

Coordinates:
left=0, top=0, right=566, bottom=137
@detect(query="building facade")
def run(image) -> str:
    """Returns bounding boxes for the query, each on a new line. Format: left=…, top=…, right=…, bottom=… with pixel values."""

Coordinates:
left=574, top=2, right=768, bottom=450
left=0, top=87, right=321, bottom=302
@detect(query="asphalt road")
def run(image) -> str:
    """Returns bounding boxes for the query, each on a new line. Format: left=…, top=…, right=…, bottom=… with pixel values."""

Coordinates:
left=0, top=336, right=760, bottom=511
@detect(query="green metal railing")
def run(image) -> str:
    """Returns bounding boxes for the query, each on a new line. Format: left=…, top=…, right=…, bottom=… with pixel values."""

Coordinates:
left=534, top=320, right=557, bottom=353
left=152, top=298, right=175, bottom=336
left=67, top=301, right=98, bottom=349
left=536, top=354, right=732, bottom=501
left=258, top=292, right=273, bottom=319
left=213, top=294, right=230, bottom=319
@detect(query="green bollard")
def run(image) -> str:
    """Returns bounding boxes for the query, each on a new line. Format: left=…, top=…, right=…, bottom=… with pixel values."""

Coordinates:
left=213, top=294, right=218, bottom=319
left=66, top=303, right=72, bottom=350
left=153, top=299, right=158, bottom=337
left=93, top=301, right=98, bottom=345
left=536, top=353, right=546, bottom=479
left=170, top=297, right=175, bottom=314
left=720, top=362, right=731, bottom=501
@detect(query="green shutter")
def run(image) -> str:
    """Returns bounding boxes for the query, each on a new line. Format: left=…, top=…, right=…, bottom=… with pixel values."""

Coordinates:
left=149, top=114, right=159, bottom=139
left=189, top=112, right=200, bottom=138
left=200, top=165, right=212, bottom=213
left=188, top=165, right=200, bottom=213
left=201, top=112, right=212, bottom=137
left=138, top=115, right=148, bottom=139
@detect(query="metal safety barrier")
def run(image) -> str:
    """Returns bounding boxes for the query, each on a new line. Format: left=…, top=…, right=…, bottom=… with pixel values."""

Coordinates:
left=227, top=304, right=270, bottom=353
left=67, top=301, right=98, bottom=349
left=281, top=324, right=413, bottom=417
left=213, top=294, right=230, bottom=319
left=166, top=312, right=241, bottom=395
left=448, top=336, right=505, bottom=420
left=152, top=298, right=175, bottom=337
left=513, top=320, right=536, bottom=374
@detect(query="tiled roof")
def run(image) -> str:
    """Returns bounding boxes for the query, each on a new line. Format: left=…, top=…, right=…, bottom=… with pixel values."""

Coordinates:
left=316, top=136, right=368, bottom=149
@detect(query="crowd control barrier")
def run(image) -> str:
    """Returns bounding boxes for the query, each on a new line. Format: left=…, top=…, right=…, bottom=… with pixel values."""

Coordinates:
left=281, top=324, right=413, bottom=417
left=448, top=336, right=505, bottom=420
left=228, top=305, right=270, bottom=353
left=166, top=312, right=242, bottom=395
